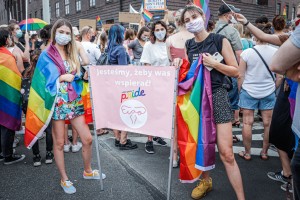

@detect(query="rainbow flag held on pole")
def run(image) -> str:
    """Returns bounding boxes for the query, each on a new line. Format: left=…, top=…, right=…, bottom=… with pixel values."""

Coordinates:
left=142, top=9, right=153, bottom=22
left=177, top=57, right=216, bottom=183
left=282, top=5, right=287, bottom=20
left=193, top=0, right=210, bottom=27
left=96, top=15, right=102, bottom=26
left=0, top=47, right=22, bottom=131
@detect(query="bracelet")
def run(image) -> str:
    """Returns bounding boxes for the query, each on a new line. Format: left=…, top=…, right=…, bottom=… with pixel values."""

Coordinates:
left=244, top=21, right=250, bottom=26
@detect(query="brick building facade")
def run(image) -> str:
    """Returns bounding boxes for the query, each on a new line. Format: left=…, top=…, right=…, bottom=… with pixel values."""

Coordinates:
left=1, top=0, right=300, bottom=26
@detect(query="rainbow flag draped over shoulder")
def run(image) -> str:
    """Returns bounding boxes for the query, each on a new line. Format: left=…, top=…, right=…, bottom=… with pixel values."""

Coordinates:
left=193, top=0, right=210, bottom=27
left=177, top=56, right=216, bottom=183
left=0, top=47, right=22, bottom=131
left=24, top=48, right=83, bottom=149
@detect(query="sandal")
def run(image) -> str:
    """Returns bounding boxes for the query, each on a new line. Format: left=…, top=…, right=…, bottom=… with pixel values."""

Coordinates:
left=260, top=151, right=269, bottom=160
left=232, top=121, right=241, bottom=128
left=233, top=135, right=240, bottom=143
left=238, top=151, right=251, bottom=161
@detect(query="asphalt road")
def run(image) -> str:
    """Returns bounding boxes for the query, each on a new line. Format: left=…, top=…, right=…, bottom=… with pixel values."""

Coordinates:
left=0, top=122, right=287, bottom=200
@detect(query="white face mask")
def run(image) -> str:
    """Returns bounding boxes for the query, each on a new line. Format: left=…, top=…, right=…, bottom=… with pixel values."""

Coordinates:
left=154, top=30, right=166, bottom=41
left=186, top=17, right=205, bottom=34
left=230, top=16, right=238, bottom=24
left=55, top=32, right=71, bottom=46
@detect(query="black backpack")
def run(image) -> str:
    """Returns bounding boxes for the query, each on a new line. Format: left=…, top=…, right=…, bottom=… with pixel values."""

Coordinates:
left=96, top=49, right=110, bottom=65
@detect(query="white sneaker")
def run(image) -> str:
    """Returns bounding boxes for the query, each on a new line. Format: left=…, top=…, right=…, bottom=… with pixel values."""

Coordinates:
left=71, top=142, right=82, bottom=153
left=13, top=137, right=20, bottom=148
left=64, top=143, right=71, bottom=153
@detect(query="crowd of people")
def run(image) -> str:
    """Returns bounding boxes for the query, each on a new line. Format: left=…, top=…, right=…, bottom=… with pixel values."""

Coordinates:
left=0, top=2, right=300, bottom=199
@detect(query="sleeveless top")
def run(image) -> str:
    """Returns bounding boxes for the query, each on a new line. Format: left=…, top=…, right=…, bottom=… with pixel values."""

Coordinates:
left=185, top=33, right=227, bottom=92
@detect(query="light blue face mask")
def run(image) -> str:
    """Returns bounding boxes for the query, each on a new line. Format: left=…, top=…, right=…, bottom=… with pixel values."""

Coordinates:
left=16, top=30, right=23, bottom=38
left=154, top=30, right=166, bottom=41
left=55, top=32, right=71, bottom=46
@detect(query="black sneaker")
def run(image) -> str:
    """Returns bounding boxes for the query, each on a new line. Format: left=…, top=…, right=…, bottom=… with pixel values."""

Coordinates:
left=115, top=139, right=120, bottom=147
left=153, top=137, right=167, bottom=146
left=33, top=154, right=42, bottom=167
left=45, top=151, right=54, bottom=164
left=0, top=153, right=4, bottom=162
left=145, top=141, right=155, bottom=154
left=119, top=139, right=138, bottom=150
left=4, top=154, right=25, bottom=165
left=267, top=171, right=291, bottom=184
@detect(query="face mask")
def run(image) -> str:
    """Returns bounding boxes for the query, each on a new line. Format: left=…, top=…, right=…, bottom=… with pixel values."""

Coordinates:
left=55, top=33, right=71, bottom=46
left=186, top=17, right=205, bottom=34
left=154, top=30, right=166, bottom=41
left=141, top=36, right=149, bottom=41
left=229, top=16, right=237, bottom=24
left=90, top=35, right=96, bottom=42
left=16, top=30, right=23, bottom=38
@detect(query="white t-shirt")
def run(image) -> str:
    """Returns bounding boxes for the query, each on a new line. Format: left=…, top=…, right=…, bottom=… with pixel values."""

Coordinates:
left=241, top=45, right=277, bottom=99
left=81, top=41, right=101, bottom=65
left=140, top=41, right=170, bottom=67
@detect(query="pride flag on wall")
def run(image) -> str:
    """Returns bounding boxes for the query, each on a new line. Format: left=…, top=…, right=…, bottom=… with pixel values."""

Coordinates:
left=0, top=47, right=22, bottom=131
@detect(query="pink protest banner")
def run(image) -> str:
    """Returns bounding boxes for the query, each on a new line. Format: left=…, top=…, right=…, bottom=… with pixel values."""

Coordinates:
left=89, top=65, right=176, bottom=139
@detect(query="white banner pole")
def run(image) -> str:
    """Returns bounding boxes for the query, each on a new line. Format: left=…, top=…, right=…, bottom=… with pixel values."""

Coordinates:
left=167, top=68, right=179, bottom=200
left=88, top=66, right=104, bottom=191
left=25, top=0, right=28, bottom=32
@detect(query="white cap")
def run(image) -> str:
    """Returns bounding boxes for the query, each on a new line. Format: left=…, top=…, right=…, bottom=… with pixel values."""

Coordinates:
left=72, top=27, right=80, bottom=36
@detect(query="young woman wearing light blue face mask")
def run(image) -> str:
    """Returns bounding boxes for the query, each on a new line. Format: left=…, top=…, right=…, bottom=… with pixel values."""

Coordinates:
left=8, top=23, right=31, bottom=69
left=140, top=20, right=170, bottom=154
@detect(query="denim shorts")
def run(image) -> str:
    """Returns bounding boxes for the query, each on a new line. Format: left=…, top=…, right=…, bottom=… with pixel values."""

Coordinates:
left=228, top=77, right=239, bottom=110
left=238, top=89, right=276, bottom=110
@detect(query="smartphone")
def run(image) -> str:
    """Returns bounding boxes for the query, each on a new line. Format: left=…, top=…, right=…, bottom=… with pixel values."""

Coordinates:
left=212, top=52, right=224, bottom=63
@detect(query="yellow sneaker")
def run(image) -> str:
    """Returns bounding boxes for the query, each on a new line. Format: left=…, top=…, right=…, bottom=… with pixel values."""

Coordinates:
left=191, top=178, right=213, bottom=199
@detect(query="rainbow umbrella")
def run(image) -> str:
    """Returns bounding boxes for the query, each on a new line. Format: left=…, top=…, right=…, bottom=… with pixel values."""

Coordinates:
left=19, top=18, right=48, bottom=31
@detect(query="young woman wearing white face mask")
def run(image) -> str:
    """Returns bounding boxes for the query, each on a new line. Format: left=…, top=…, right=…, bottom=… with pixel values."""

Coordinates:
left=8, top=23, right=30, bottom=68
left=176, top=6, right=245, bottom=200
left=140, top=20, right=170, bottom=154
left=25, top=19, right=105, bottom=194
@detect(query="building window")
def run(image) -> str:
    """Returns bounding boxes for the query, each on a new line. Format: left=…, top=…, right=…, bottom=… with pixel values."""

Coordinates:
left=286, top=5, right=289, bottom=19
left=35, top=11, right=38, bottom=18
left=90, top=0, right=96, bottom=7
left=276, top=3, right=281, bottom=15
left=41, top=8, right=43, bottom=19
left=256, top=0, right=268, bottom=6
left=292, top=7, right=296, bottom=19
left=55, top=2, right=60, bottom=17
left=29, top=13, right=32, bottom=18
left=76, top=0, right=81, bottom=12
left=65, top=0, right=70, bottom=15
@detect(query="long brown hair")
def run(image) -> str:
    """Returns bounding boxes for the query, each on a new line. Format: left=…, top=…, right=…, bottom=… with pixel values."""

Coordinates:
left=51, top=19, right=80, bottom=75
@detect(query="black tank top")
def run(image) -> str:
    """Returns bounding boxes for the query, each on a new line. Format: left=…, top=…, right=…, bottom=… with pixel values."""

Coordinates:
left=185, top=33, right=227, bottom=92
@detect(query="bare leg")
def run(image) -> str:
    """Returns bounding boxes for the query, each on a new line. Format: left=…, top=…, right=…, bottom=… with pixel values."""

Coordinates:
left=53, top=120, right=69, bottom=181
left=113, top=130, right=120, bottom=141
left=261, top=110, right=273, bottom=154
left=71, top=126, right=78, bottom=145
left=217, top=123, right=245, bottom=200
left=278, top=149, right=292, bottom=177
left=64, top=124, right=70, bottom=145
left=242, top=109, right=254, bottom=154
left=120, top=131, right=127, bottom=144
left=70, top=115, right=93, bottom=173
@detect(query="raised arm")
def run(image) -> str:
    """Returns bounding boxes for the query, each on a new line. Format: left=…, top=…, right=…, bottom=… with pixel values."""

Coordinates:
left=234, top=13, right=283, bottom=46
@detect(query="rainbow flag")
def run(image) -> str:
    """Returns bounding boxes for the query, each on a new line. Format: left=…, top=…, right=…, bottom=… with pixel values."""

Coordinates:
left=177, top=57, right=216, bottom=183
left=25, top=49, right=83, bottom=149
left=0, top=47, right=22, bottom=131
left=96, top=15, right=102, bottom=26
left=142, top=9, right=153, bottom=22
left=193, top=0, right=210, bottom=27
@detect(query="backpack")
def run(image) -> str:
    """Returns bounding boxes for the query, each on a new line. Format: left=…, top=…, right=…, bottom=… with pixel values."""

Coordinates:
left=96, top=49, right=110, bottom=65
